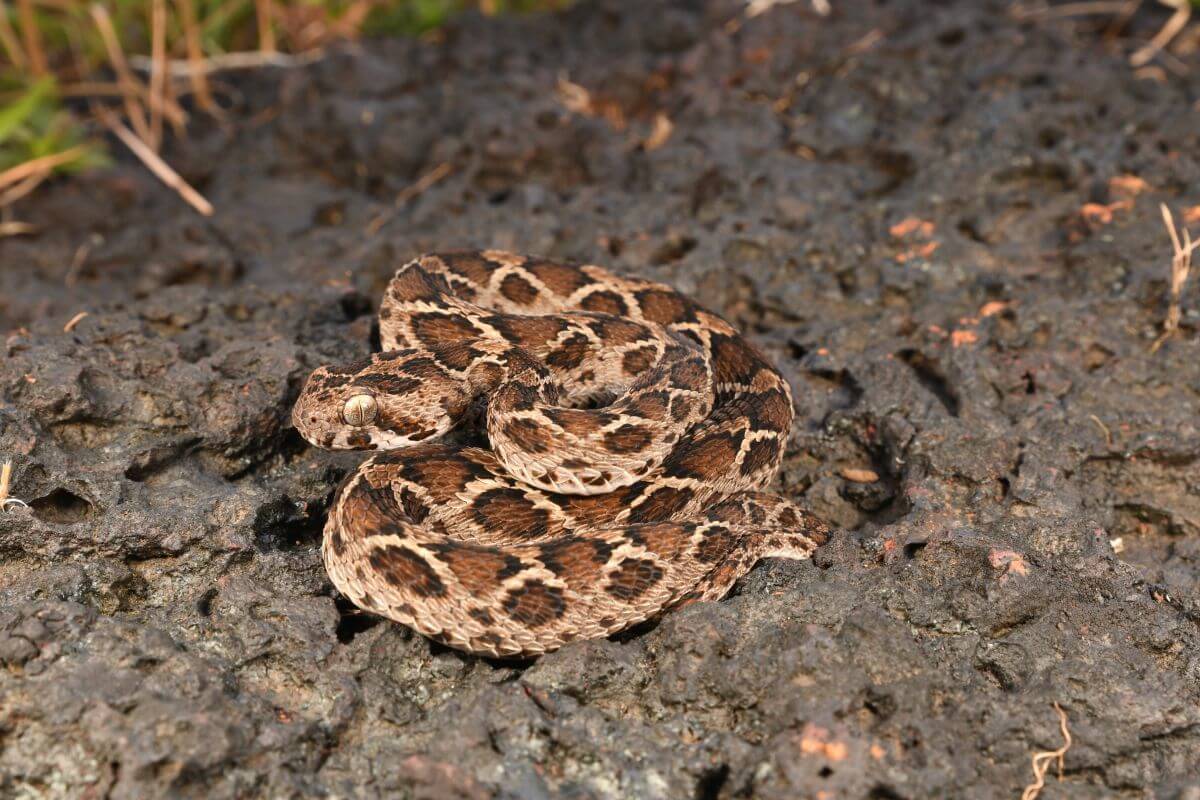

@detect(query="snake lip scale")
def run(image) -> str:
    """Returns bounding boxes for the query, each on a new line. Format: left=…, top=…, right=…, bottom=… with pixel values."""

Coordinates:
left=293, top=250, right=831, bottom=657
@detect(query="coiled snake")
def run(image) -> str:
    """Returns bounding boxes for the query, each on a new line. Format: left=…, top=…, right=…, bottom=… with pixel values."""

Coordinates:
left=293, top=251, right=830, bottom=657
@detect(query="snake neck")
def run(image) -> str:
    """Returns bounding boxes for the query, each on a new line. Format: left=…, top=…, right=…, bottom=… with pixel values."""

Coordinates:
left=460, top=339, right=561, bottom=416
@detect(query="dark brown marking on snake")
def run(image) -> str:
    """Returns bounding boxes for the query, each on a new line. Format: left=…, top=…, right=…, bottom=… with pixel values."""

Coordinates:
left=437, top=252, right=500, bottom=286
left=490, top=316, right=571, bottom=348
left=503, top=418, right=551, bottom=453
left=353, top=373, right=421, bottom=395
left=389, top=264, right=446, bottom=303
left=395, top=448, right=494, bottom=495
left=525, top=258, right=595, bottom=296
left=746, top=387, right=793, bottom=433
left=605, top=557, right=664, bottom=600
left=544, top=332, right=590, bottom=370
left=368, top=545, right=446, bottom=598
left=537, top=537, right=612, bottom=581
left=411, top=312, right=480, bottom=345
left=622, top=346, right=657, bottom=376
left=634, top=288, right=699, bottom=325
left=741, top=437, right=781, bottom=477
left=603, top=424, right=654, bottom=454
left=472, top=488, right=552, bottom=540
left=346, top=431, right=374, bottom=448
left=626, top=390, right=670, bottom=420
left=662, top=431, right=741, bottom=478
left=502, top=580, right=566, bottom=627
left=546, top=408, right=615, bottom=437
left=433, top=341, right=486, bottom=372
left=469, top=608, right=495, bottom=626
left=580, top=290, right=628, bottom=316
left=670, top=359, right=709, bottom=392
left=432, top=544, right=525, bottom=596
left=628, top=486, right=694, bottom=523
left=695, top=525, right=740, bottom=564
left=500, top=273, right=539, bottom=305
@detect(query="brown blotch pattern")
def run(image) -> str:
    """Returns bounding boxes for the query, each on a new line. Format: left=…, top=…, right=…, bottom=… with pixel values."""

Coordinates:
left=368, top=545, right=447, bottom=598
left=412, top=312, right=480, bottom=346
left=603, top=424, right=654, bottom=454
left=626, top=390, right=670, bottom=420
left=438, top=252, right=499, bottom=285
left=580, top=290, right=629, bottom=316
left=740, top=437, right=782, bottom=477
left=537, top=537, right=612, bottom=583
left=526, top=258, right=595, bottom=296
left=604, top=557, right=664, bottom=601
left=500, top=273, right=540, bottom=305
left=389, top=265, right=445, bottom=303
left=502, top=580, right=566, bottom=627
left=637, top=288, right=698, bottom=324
left=397, top=448, right=494, bottom=497
left=434, top=544, right=525, bottom=596
left=622, top=346, right=657, bottom=376
left=629, top=486, right=694, bottom=523
left=547, top=408, right=615, bottom=437
left=695, top=525, right=740, bottom=564
left=664, top=432, right=741, bottom=478
left=472, top=488, right=553, bottom=539
left=503, top=418, right=551, bottom=453
left=545, top=332, right=591, bottom=370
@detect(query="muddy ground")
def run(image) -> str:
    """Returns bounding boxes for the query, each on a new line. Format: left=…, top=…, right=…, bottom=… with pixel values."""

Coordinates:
left=2, top=0, right=1200, bottom=797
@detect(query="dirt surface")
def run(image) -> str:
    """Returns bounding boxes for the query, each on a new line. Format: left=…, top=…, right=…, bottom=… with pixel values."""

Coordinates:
left=3, top=0, right=1200, bottom=797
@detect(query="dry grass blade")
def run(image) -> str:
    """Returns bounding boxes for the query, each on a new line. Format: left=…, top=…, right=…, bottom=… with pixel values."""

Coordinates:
left=128, top=48, right=324, bottom=77
left=95, top=107, right=213, bottom=216
left=90, top=3, right=152, bottom=145
left=365, top=161, right=454, bottom=235
left=63, top=311, right=88, bottom=332
left=149, top=0, right=167, bottom=151
left=173, top=0, right=218, bottom=113
left=1021, top=703, right=1072, bottom=800
left=0, top=221, right=37, bottom=238
left=1152, top=202, right=1198, bottom=351
left=0, top=168, right=49, bottom=207
left=256, top=0, right=277, bottom=54
left=1012, top=1, right=1133, bottom=19
left=0, top=146, right=87, bottom=194
left=0, top=459, right=27, bottom=511
left=15, top=0, right=45, bottom=74
left=1130, top=0, right=1192, bottom=66
left=0, top=0, right=27, bottom=69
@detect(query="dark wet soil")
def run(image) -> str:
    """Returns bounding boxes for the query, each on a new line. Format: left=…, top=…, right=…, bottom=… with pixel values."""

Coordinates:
left=3, top=1, right=1200, bottom=797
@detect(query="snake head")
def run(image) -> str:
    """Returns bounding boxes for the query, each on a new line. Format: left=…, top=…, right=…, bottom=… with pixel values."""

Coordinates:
left=292, top=349, right=471, bottom=450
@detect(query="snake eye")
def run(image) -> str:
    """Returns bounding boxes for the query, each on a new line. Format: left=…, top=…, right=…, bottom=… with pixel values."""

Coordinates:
left=342, top=394, right=378, bottom=427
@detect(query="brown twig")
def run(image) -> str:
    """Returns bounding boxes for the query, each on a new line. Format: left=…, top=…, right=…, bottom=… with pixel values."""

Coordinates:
left=94, top=107, right=213, bottom=217
left=1130, top=0, right=1191, bottom=67
left=1020, top=703, right=1072, bottom=800
left=15, top=0, right=44, bottom=75
left=1151, top=203, right=1198, bottom=351
left=90, top=3, right=152, bottom=145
